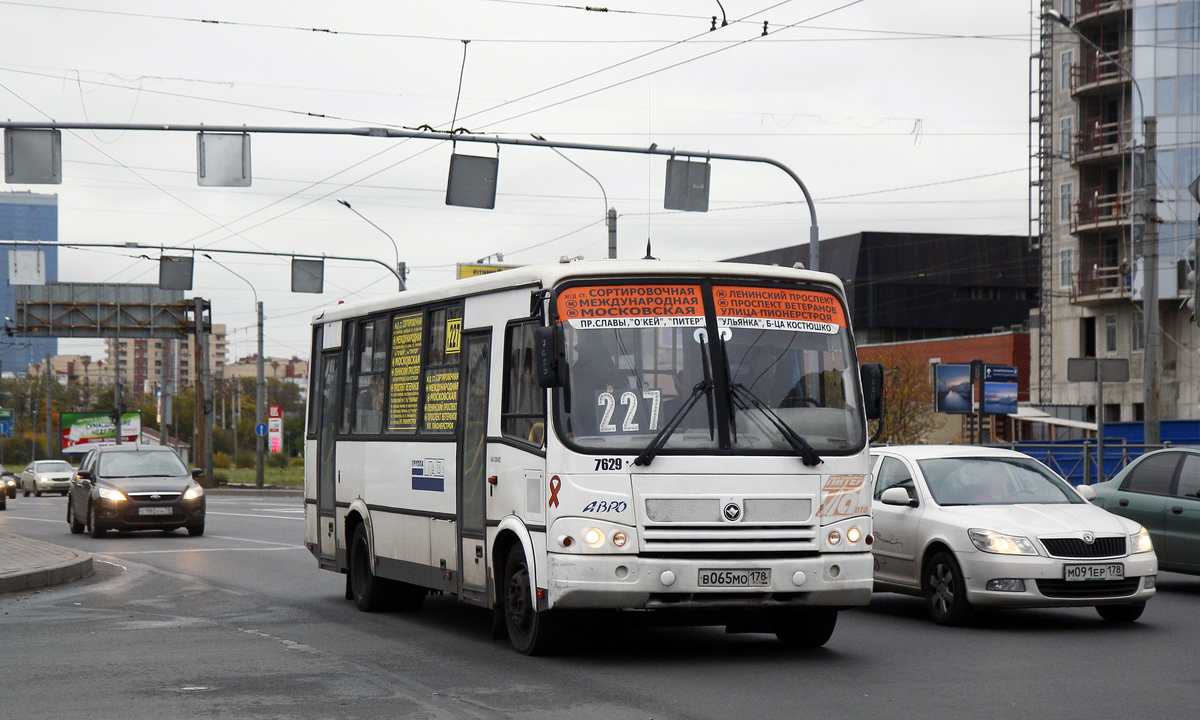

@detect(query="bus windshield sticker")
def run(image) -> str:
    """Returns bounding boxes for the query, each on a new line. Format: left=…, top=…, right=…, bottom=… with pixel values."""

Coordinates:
left=595, top=389, right=662, bottom=433
left=713, top=286, right=846, bottom=333
left=445, top=317, right=462, bottom=354
left=557, top=284, right=704, bottom=329
left=389, top=312, right=423, bottom=431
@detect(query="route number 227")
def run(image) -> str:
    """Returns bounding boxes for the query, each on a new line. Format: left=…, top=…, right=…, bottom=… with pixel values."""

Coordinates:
left=597, top=390, right=661, bottom=433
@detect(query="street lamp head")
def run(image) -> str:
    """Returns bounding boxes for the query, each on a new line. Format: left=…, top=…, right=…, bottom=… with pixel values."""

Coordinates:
left=1043, top=9, right=1070, bottom=27
left=336, top=198, right=352, bottom=209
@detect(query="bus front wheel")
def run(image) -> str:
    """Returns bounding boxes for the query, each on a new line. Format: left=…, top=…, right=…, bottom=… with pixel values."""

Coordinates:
left=503, top=545, right=561, bottom=655
left=772, top=607, right=838, bottom=648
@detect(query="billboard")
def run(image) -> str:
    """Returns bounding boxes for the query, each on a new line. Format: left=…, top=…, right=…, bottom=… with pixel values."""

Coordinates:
left=934, top=364, right=973, bottom=414
left=982, top=365, right=1019, bottom=415
left=60, top=412, right=141, bottom=454
left=457, top=263, right=518, bottom=279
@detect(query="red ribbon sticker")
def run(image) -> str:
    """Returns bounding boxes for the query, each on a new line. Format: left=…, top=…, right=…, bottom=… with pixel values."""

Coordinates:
left=548, top=476, right=561, bottom=508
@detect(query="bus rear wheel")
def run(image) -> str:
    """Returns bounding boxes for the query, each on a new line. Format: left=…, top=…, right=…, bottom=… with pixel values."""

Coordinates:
left=503, top=545, right=561, bottom=655
left=349, top=524, right=390, bottom=612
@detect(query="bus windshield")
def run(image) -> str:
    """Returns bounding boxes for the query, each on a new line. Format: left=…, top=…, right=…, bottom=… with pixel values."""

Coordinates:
left=554, top=281, right=865, bottom=455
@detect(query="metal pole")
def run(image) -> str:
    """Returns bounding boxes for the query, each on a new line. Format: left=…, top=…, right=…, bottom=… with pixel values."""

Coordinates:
left=1142, top=118, right=1161, bottom=445
left=113, top=339, right=122, bottom=446
left=0, top=121, right=822, bottom=270
left=1096, top=358, right=1104, bottom=485
left=256, top=301, right=265, bottom=488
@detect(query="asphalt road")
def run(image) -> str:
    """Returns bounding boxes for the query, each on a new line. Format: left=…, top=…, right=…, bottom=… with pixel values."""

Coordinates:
left=2, top=493, right=1198, bottom=719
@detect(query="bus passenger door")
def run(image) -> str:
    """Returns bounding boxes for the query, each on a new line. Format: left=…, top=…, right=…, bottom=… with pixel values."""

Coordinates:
left=317, top=350, right=340, bottom=563
left=457, top=331, right=491, bottom=603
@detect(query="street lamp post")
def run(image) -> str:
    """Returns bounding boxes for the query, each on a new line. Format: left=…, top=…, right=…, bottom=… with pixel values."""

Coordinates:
left=1046, top=10, right=1161, bottom=445
left=204, top=254, right=266, bottom=488
left=532, top=134, right=617, bottom=258
left=336, top=199, right=407, bottom=290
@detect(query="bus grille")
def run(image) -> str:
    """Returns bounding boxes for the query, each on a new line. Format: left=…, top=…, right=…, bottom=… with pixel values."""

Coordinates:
left=640, top=524, right=817, bottom=553
left=644, top=498, right=812, bottom=523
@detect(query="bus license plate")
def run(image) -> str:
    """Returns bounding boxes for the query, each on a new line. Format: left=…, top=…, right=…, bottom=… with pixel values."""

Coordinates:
left=1064, top=563, right=1123, bottom=581
left=139, top=507, right=173, bottom=516
left=698, top=569, right=770, bottom=587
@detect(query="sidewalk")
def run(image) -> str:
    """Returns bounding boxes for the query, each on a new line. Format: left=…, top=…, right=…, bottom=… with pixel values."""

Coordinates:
left=0, top=533, right=94, bottom=595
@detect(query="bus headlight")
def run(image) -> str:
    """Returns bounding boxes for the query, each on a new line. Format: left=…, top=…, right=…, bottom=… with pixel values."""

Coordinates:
left=827, top=530, right=842, bottom=546
left=846, top=527, right=861, bottom=544
left=550, top=518, right=637, bottom=554
left=583, top=527, right=606, bottom=548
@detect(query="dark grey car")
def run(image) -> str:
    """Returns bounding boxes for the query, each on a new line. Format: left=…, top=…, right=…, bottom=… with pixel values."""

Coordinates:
left=67, top=445, right=206, bottom=538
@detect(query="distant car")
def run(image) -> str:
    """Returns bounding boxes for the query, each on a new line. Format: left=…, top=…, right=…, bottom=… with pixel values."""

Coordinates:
left=870, top=446, right=1157, bottom=625
left=1085, top=448, right=1200, bottom=575
left=0, top=465, right=17, bottom=499
left=67, top=445, right=206, bottom=538
left=21, top=460, right=76, bottom=497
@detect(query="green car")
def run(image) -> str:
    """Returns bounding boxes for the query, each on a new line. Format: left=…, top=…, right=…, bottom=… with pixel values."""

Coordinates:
left=1084, top=448, right=1200, bottom=575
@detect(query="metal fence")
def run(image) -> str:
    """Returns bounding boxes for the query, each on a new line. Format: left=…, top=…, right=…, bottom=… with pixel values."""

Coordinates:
left=994, top=440, right=1185, bottom=486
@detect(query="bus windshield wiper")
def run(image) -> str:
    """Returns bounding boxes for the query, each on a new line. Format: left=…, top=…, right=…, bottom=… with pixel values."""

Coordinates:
left=633, top=379, right=713, bottom=467
left=728, top=383, right=823, bottom=467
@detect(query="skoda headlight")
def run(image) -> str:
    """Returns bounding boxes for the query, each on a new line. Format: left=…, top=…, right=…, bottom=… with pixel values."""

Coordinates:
left=97, top=487, right=128, bottom=502
left=1131, top=526, right=1153, bottom=554
left=183, top=485, right=204, bottom=500
left=968, top=528, right=1038, bottom=555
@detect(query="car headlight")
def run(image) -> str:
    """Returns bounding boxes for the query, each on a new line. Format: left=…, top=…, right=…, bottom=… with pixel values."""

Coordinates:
left=968, top=528, right=1038, bottom=555
left=39, top=475, right=51, bottom=482
left=1131, top=526, right=1153, bottom=554
left=183, top=485, right=204, bottom=500
left=97, top=487, right=128, bottom=502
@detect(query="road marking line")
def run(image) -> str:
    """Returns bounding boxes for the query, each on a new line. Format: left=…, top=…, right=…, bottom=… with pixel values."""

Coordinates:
left=101, top=546, right=305, bottom=555
left=206, top=511, right=304, bottom=521
left=207, top=534, right=297, bottom=547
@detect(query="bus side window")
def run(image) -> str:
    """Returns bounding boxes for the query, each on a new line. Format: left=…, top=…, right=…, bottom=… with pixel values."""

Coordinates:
left=502, top=322, right=546, bottom=446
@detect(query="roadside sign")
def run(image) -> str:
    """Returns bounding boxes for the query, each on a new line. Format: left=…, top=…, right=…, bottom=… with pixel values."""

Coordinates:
left=0, top=408, right=13, bottom=439
left=255, top=423, right=268, bottom=437
left=268, top=404, right=283, bottom=453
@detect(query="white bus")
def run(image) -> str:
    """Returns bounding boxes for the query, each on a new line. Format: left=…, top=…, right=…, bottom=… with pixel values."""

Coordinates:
left=305, top=259, right=883, bottom=654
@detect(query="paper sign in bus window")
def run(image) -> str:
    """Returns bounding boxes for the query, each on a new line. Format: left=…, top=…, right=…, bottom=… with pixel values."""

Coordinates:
left=557, top=285, right=704, bottom=328
left=713, top=286, right=846, bottom=333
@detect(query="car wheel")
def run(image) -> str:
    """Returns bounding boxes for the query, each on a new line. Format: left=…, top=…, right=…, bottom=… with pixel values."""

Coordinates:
left=68, top=498, right=85, bottom=534
left=88, top=502, right=107, bottom=538
left=0, top=496, right=6, bottom=511
left=22, top=483, right=30, bottom=497
left=503, top=544, right=561, bottom=655
left=186, top=522, right=205, bottom=537
left=772, top=607, right=838, bottom=648
left=1096, top=602, right=1145, bottom=623
left=925, top=551, right=973, bottom=626
left=348, top=523, right=391, bottom=612
left=34, top=487, right=42, bottom=497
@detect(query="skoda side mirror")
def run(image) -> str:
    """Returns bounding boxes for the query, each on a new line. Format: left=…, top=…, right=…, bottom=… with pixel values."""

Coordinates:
left=880, top=486, right=917, bottom=507
left=192, top=468, right=204, bottom=479
left=860, top=363, right=884, bottom=420
left=534, top=325, right=566, bottom=388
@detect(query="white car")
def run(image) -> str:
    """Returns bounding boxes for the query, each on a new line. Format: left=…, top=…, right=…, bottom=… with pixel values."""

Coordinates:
left=20, top=460, right=76, bottom=497
left=870, top=446, right=1157, bottom=625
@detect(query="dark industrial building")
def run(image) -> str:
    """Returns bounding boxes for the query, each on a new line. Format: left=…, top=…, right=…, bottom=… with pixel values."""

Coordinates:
left=726, top=231, right=1040, bottom=345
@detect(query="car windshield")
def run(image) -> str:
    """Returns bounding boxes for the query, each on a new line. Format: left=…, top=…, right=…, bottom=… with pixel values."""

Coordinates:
left=98, top=451, right=189, bottom=478
left=37, top=461, right=74, bottom=473
left=917, top=456, right=1083, bottom=506
left=553, top=281, right=864, bottom=455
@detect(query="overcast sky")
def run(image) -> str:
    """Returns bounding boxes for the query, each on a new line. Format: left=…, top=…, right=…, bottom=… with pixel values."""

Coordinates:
left=1, top=0, right=1035, bottom=362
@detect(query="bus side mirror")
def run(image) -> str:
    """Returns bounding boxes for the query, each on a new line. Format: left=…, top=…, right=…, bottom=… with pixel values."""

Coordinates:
left=534, top=325, right=566, bottom=388
left=860, top=363, right=884, bottom=420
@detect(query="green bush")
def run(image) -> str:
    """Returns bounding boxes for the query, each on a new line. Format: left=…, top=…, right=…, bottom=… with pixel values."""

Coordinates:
left=213, top=451, right=232, bottom=469
left=268, top=453, right=289, bottom=469
left=234, top=452, right=255, bottom=469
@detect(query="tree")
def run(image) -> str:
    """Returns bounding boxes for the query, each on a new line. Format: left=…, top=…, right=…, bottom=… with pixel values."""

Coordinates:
left=860, top=346, right=939, bottom=445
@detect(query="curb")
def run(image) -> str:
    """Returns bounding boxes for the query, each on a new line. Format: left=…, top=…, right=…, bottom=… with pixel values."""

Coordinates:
left=0, top=534, right=94, bottom=595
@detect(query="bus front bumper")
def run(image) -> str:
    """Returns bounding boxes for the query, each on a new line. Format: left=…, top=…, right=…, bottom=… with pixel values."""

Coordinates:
left=544, top=552, right=873, bottom=610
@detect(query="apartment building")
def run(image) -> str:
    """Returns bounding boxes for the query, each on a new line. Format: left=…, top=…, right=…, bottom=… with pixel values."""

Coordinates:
left=1033, top=0, right=1199, bottom=424
left=104, top=325, right=228, bottom=395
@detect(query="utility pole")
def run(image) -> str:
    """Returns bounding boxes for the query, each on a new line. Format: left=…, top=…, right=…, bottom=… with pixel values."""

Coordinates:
left=113, top=337, right=122, bottom=446
left=193, top=298, right=214, bottom=485
left=607, top=207, right=618, bottom=259
left=256, top=301, right=265, bottom=488
left=43, top=353, right=52, bottom=459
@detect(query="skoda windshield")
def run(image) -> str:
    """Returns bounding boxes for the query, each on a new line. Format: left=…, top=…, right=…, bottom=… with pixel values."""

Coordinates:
left=553, top=280, right=865, bottom=456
